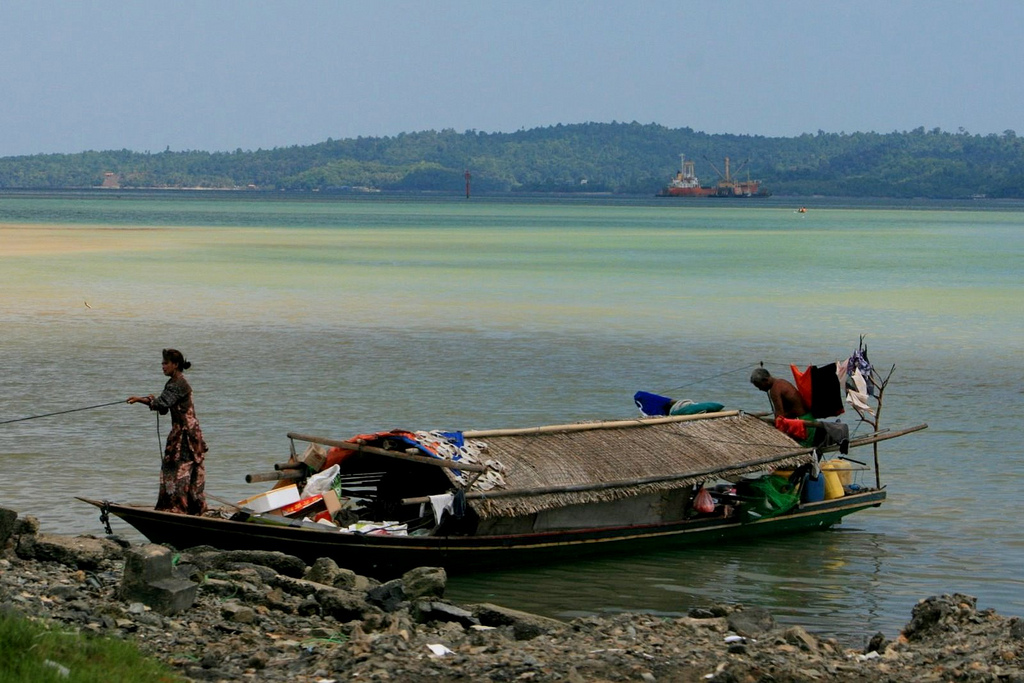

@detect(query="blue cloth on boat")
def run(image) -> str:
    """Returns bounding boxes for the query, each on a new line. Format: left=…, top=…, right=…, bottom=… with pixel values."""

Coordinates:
left=438, top=431, right=464, bottom=447
left=634, top=391, right=675, bottom=416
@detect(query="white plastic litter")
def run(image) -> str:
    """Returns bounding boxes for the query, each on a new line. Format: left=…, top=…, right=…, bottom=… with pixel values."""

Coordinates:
left=43, top=660, right=70, bottom=678
left=301, top=464, right=340, bottom=499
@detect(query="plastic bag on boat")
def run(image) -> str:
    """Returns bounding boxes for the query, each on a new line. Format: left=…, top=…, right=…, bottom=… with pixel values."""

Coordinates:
left=301, top=464, right=340, bottom=499
left=738, top=475, right=800, bottom=522
left=693, top=486, right=716, bottom=514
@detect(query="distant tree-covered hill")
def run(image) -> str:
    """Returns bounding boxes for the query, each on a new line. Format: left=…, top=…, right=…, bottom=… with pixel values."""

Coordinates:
left=1, top=122, right=1022, bottom=198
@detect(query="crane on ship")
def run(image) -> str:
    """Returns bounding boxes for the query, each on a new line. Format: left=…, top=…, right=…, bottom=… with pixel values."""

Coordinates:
left=703, top=155, right=749, bottom=185
left=702, top=155, right=760, bottom=197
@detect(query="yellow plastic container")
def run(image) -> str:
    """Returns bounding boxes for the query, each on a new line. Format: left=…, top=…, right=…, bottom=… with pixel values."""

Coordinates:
left=777, top=461, right=850, bottom=499
left=822, top=459, right=856, bottom=487
left=822, top=469, right=844, bottom=499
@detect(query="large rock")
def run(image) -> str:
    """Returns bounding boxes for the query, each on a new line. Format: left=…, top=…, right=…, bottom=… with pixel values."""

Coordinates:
left=118, top=544, right=197, bottom=615
left=315, top=586, right=378, bottom=622
left=304, top=561, right=376, bottom=591
left=866, top=631, right=890, bottom=654
left=727, top=605, right=777, bottom=637
left=303, top=557, right=348, bottom=585
left=208, top=561, right=277, bottom=584
left=413, top=600, right=479, bottom=627
left=269, top=574, right=326, bottom=598
left=0, top=507, right=17, bottom=548
left=301, top=558, right=375, bottom=592
left=471, top=602, right=566, bottom=641
left=366, top=578, right=406, bottom=612
left=13, top=515, right=40, bottom=537
left=903, top=594, right=979, bottom=641
left=783, top=625, right=819, bottom=652
left=402, top=566, right=446, bottom=600
left=221, top=600, right=256, bottom=624
left=1010, top=618, right=1024, bottom=640
left=184, top=548, right=307, bottom=578
left=17, top=533, right=123, bottom=569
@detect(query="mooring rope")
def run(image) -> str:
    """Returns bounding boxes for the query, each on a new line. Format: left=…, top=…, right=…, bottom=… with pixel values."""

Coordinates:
left=0, top=400, right=126, bottom=426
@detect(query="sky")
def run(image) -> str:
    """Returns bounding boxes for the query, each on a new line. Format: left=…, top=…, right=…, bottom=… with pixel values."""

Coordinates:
left=1, top=1, right=1023, bottom=157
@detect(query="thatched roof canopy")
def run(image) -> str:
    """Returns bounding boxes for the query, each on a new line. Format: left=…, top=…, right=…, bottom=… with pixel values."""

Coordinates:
left=458, top=412, right=812, bottom=519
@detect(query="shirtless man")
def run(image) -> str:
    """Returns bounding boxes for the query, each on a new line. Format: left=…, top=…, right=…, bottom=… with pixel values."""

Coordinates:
left=750, top=368, right=807, bottom=419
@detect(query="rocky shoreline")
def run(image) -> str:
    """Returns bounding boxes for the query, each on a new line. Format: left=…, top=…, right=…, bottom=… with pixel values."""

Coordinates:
left=2, top=506, right=1022, bottom=682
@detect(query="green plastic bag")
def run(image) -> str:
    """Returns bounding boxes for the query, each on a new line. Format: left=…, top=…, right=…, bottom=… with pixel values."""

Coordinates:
left=739, top=474, right=800, bottom=522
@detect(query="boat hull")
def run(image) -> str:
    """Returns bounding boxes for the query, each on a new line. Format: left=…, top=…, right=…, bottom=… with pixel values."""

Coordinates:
left=657, top=187, right=716, bottom=197
left=656, top=185, right=771, bottom=198
left=79, top=491, right=885, bottom=579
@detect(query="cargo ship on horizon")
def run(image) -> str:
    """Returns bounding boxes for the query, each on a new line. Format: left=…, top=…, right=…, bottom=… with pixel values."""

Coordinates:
left=656, top=155, right=770, bottom=198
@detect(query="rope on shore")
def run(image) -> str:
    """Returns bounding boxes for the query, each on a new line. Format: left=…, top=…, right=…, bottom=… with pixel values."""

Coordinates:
left=0, top=400, right=126, bottom=426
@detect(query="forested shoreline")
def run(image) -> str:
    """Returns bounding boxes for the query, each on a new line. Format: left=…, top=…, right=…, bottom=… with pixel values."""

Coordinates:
left=2, top=122, right=1022, bottom=198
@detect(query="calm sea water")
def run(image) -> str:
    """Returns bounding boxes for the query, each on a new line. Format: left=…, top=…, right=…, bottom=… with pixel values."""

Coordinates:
left=2, top=191, right=1022, bottom=645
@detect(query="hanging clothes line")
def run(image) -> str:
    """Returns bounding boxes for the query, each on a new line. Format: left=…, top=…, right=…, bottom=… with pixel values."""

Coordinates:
left=661, top=359, right=837, bottom=396
left=0, top=400, right=125, bottom=426
left=660, top=363, right=761, bottom=395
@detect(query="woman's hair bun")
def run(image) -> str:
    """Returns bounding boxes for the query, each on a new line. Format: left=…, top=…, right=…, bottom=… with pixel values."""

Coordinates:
left=162, top=348, right=191, bottom=370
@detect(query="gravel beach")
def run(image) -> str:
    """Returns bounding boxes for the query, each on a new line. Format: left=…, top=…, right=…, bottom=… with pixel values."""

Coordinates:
left=2, top=506, right=1022, bottom=682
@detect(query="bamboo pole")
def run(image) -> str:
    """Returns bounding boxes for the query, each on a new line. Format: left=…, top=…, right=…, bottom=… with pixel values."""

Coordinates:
left=835, top=423, right=927, bottom=451
left=245, top=470, right=305, bottom=484
left=398, top=422, right=927, bottom=505
left=462, top=410, right=741, bottom=438
left=285, top=432, right=488, bottom=473
left=208, top=493, right=252, bottom=513
left=207, top=493, right=324, bottom=530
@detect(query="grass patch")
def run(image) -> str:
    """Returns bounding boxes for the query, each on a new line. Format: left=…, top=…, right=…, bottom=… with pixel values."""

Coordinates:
left=0, top=610, right=183, bottom=683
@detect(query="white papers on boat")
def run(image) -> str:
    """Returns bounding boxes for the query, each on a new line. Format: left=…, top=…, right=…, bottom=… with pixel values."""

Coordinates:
left=345, top=521, right=408, bottom=536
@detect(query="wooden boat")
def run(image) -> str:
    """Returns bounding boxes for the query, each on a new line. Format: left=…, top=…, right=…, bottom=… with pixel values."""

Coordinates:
left=80, top=409, right=925, bottom=579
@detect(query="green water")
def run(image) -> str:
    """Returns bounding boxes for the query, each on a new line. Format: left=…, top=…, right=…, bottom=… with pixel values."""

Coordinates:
left=2, top=191, right=1022, bottom=642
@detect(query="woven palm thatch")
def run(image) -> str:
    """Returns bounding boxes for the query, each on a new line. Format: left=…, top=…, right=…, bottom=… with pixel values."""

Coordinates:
left=460, top=413, right=812, bottom=520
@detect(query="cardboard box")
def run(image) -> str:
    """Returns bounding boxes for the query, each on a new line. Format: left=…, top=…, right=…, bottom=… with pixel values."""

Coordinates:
left=237, top=484, right=300, bottom=514
left=298, top=443, right=327, bottom=471
left=322, top=489, right=342, bottom=519
left=280, top=494, right=326, bottom=518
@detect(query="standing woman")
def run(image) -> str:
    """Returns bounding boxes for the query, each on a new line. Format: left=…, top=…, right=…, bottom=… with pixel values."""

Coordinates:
left=128, top=349, right=208, bottom=515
